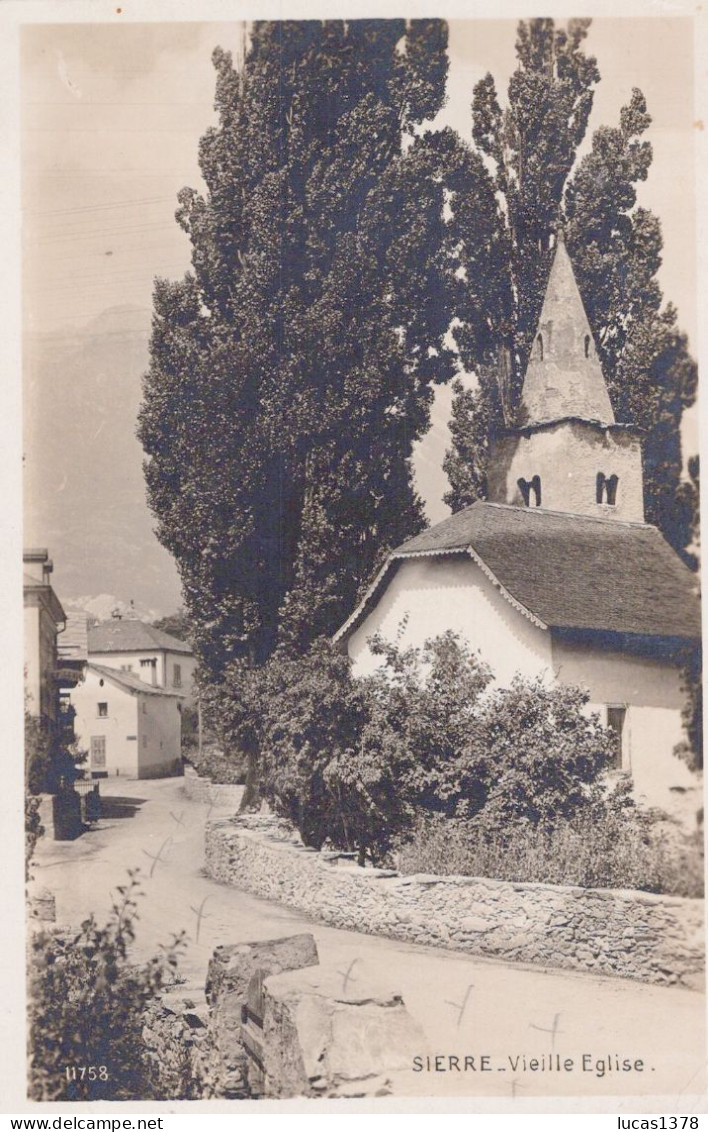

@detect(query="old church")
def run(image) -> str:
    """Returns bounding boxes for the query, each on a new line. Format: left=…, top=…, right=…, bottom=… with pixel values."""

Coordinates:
left=335, top=233, right=701, bottom=824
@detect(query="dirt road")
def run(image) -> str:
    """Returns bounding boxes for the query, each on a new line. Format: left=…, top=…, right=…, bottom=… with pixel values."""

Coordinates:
left=31, top=776, right=705, bottom=1102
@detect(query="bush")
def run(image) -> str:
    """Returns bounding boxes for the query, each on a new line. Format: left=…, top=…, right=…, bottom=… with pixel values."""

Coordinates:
left=233, top=631, right=620, bottom=863
left=187, top=741, right=247, bottom=785
left=360, top=635, right=617, bottom=826
left=397, top=810, right=704, bottom=897
left=256, top=640, right=398, bottom=860
left=28, top=871, right=185, bottom=1101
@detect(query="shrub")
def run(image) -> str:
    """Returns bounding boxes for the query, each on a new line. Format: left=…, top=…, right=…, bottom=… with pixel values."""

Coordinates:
left=361, top=636, right=617, bottom=826
left=462, top=675, right=618, bottom=826
left=187, top=742, right=247, bottom=785
left=242, top=631, right=620, bottom=863
left=27, top=871, right=185, bottom=1101
left=360, top=631, right=494, bottom=816
left=397, top=810, right=704, bottom=897
left=256, top=640, right=401, bottom=861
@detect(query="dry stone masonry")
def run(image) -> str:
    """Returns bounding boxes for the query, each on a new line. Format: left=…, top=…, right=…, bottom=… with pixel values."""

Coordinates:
left=205, top=933, right=319, bottom=1096
left=142, top=987, right=215, bottom=1099
left=142, top=932, right=423, bottom=1099
left=205, top=814, right=705, bottom=988
left=182, top=765, right=245, bottom=810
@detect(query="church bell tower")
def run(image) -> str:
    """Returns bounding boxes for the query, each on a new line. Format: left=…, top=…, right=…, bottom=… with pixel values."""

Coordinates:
left=486, top=231, right=645, bottom=523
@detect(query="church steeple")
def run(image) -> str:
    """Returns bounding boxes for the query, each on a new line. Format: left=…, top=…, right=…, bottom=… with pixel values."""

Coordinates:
left=486, top=231, right=645, bottom=524
left=518, top=230, right=615, bottom=426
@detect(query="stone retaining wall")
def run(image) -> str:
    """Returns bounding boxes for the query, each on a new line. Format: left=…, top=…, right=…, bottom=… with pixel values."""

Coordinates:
left=142, top=987, right=215, bottom=1099
left=183, top=766, right=245, bottom=810
left=205, top=815, right=705, bottom=988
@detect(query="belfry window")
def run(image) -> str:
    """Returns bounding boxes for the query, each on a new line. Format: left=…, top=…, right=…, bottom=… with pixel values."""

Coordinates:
left=536, top=334, right=544, bottom=360
left=596, top=472, right=618, bottom=505
left=518, top=475, right=541, bottom=507
left=584, top=334, right=591, bottom=358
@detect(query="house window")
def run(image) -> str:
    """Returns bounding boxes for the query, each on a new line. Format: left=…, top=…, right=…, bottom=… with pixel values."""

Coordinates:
left=120, top=664, right=133, bottom=672
left=606, top=706, right=627, bottom=770
left=518, top=475, right=542, bottom=507
left=173, top=664, right=182, bottom=688
left=90, top=736, right=106, bottom=769
left=142, top=700, right=147, bottom=714
left=97, top=702, right=108, bottom=718
left=597, top=472, right=619, bottom=505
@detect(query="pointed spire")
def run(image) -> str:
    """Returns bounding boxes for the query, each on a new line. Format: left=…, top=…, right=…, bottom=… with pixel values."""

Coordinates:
left=517, top=231, right=615, bottom=426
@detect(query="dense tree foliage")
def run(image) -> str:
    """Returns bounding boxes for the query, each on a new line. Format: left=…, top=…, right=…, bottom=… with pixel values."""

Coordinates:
left=152, top=608, right=193, bottom=643
left=139, top=20, right=467, bottom=677
left=242, top=632, right=618, bottom=862
left=444, top=20, right=697, bottom=564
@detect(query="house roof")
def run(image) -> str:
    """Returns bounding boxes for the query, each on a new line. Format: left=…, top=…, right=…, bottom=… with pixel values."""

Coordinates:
left=334, top=502, right=701, bottom=644
left=87, top=663, right=184, bottom=697
left=88, top=619, right=192, bottom=656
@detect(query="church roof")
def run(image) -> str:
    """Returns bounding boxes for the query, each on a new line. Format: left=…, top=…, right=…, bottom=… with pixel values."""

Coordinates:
left=335, top=503, right=701, bottom=644
left=518, top=232, right=615, bottom=427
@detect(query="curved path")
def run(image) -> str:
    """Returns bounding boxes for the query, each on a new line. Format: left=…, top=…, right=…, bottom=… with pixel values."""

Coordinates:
left=32, top=777, right=705, bottom=1103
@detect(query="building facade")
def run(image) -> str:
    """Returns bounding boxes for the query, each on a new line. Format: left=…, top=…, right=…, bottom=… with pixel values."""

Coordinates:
left=336, top=234, right=701, bottom=825
left=87, top=618, right=196, bottom=706
left=23, top=549, right=66, bottom=724
left=71, top=663, right=183, bottom=779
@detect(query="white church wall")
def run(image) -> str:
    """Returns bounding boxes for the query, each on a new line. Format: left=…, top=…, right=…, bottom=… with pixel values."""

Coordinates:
left=347, top=555, right=553, bottom=684
left=551, top=637, right=699, bottom=823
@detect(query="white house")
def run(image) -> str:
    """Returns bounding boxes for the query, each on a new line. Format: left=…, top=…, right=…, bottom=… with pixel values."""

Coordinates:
left=335, top=233, right=701, bottom=825
left=70, top=662, right=183, bottom=779
left=87, top=618, right=197, bottom=706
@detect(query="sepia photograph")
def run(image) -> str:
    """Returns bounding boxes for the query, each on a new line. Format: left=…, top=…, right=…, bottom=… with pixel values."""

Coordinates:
left=10, top=1, right=706, bottom=1114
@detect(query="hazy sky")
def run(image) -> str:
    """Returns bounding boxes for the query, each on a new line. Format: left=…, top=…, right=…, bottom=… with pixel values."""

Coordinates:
left=21, top=17, right=698, bottom=614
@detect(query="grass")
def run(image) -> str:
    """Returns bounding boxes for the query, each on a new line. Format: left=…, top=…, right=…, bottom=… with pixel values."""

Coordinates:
left=397, top=811, right=704, bottom=898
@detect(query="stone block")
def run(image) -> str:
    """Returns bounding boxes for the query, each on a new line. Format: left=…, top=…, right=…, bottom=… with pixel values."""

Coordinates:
left=205, top=933, right=319, bottom=1097
left=259, top=966, right=425, bottom=1098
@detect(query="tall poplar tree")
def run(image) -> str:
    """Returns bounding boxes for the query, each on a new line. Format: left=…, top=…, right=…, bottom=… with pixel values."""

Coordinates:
left=444, top=19, right=697, bottom=564
left=139, top=21, right=470, bottom=676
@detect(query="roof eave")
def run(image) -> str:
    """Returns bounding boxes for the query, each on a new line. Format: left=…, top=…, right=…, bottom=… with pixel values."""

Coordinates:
left=333, top=543, right=549, bottom=646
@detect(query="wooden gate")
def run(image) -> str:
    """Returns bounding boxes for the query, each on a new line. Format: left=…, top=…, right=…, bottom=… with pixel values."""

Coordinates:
left=240, top=968, right=267, bottom=1096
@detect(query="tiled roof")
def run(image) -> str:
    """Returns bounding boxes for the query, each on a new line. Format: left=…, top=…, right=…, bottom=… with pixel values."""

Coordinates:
left=335, top=502, right=701, bottom=643
left=88, top=620, right=192, bottom=655
left=88, top=663, right=184, bottom=697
